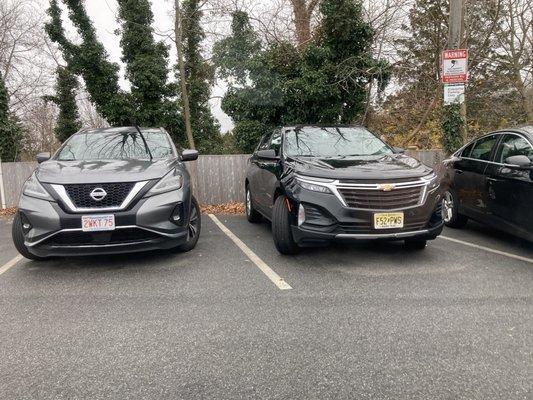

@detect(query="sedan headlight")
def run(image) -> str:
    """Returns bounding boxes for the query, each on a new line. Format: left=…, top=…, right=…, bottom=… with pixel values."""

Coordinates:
left=22, top=173, right=53, bottom=201
left=146, top=169, right=183, bottom=196
left=297, top=178, right=332, bottom=194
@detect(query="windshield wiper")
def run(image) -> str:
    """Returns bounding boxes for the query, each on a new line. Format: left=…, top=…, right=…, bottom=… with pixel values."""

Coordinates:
left=133, top=125, right=153, bottom=161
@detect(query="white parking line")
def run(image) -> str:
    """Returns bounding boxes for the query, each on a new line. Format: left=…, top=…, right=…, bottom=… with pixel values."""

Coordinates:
left=208, top=214, right=292, bottom=290
left=0, top=255, right=23, bottom=277
left=439, top=236, right=533, bottom=264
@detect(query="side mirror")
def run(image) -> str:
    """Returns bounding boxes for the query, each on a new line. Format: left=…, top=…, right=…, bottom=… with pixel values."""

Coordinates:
left=181, top=149, right=199, bottom=162
left=393, top=147, right=405, bottom=154
left=37, top=152, right=51, bottom=164
left=505, top=155, right=531, bottom=168
left=256, top=149, right=279, bottom=160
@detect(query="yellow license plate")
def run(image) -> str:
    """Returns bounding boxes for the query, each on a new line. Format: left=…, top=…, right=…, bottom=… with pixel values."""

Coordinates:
left=374, top=212, right=404, bottom=230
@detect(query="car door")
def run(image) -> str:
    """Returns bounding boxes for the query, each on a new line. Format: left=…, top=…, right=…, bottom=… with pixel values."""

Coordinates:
left=248, top=133, right=272, bottom=211
left=486, top=133, right=533, bottom=236
left=258, top=129, right=283, bottom=218
left=453, top=134, right=499, bottom=219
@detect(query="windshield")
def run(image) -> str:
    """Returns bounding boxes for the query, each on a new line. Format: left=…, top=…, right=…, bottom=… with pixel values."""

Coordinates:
left=56, top=131, right=175, bottom=161
left=284, top=127, right=392, bottom=158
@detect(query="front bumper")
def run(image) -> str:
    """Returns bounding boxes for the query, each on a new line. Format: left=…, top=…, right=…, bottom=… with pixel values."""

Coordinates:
left=288, top=183, right=444, bottom=246
left=18, top=186, right=192, bottom=257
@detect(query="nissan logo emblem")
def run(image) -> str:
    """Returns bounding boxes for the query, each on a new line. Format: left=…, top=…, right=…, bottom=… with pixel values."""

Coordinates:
left=90, top=188, right=107, bottom=201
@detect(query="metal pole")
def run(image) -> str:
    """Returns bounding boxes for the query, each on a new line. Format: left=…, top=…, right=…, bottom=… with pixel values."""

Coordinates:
left=448, top=0, right=467, bottom=141
left=0, top=157, right=6, bottom=208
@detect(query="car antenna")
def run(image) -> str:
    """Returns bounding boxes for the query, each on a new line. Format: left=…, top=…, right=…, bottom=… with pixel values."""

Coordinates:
left=132, top=123, right=153, bottom=161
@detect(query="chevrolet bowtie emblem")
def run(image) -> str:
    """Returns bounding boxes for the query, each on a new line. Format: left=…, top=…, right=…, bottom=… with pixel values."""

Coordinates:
left=379, top=184, right=395, bottom=192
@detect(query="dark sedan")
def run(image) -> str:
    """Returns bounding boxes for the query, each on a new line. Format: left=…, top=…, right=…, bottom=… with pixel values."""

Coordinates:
left=441, top=125, right=533, bottom=242
left=245, top=125, right=445, bottom=254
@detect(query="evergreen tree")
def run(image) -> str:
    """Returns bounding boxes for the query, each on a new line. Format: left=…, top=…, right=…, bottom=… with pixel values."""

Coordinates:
left=46, top=0, right=184, bottom=143
left=215, top=0, right=389, bottom=153
left=0, top=71, right=23, bottom=162
left=180, top=0, right=221, bottom=153
left=44, top=66, right=82, bottom=143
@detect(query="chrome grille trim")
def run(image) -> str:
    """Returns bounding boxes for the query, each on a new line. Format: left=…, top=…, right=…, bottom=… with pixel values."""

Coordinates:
left=51, top=181, right=148, bottom=213
left=297, top=176, right=432, bottom=211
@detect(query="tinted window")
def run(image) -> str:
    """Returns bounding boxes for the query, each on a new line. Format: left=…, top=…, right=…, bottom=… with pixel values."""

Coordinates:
left=469, top=135, right=498, bottom=161
left=257, top=133, right=272, bottom=151
left=461, top=142, right=475, bottom=158
left=269, top=131, right=282, bottom=155
left=57, top=131, right=174, bottom=161
left=284, top=126, right=392, bottom=158
left=495, top=134, right=533, bottom=163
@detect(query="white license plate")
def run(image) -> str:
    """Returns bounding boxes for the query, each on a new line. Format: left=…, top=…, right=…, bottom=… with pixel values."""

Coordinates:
left=374, top=212, right=404, bottom=230
left=82, top=215, right=115, bottom=232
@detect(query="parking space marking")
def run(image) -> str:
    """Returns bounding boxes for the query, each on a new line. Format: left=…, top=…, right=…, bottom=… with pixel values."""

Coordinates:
left=439, top=235, right=533, bottom=264
left=0, top=255, right=23, bottom=277
left=208, top=214, right=292, bottom=290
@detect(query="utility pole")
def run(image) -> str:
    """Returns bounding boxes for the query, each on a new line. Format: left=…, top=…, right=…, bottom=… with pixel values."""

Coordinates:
left=448, top=0, right=467, bottom=141
left=174, top=0, right=195, bottom=150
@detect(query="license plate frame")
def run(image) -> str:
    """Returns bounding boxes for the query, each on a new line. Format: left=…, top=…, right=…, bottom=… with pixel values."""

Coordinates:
left=374, top=212, right=404, bottom=230
left=81, top=215, right=116, bottom=232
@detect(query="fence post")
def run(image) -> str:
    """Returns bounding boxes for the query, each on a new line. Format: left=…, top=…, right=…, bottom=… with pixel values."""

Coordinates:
left=0, top=157, right=6, bottom=208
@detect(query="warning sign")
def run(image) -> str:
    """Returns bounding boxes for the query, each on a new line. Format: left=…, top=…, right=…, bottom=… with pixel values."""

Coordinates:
left=442, top=49, right=468, bottom=83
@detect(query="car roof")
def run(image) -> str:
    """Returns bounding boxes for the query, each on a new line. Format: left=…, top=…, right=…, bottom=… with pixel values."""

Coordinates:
left=281, top=124, right=365, bottom=130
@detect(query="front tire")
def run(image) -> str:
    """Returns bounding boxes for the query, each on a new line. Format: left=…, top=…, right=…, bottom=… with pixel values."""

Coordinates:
left=272, top=195, right=299, bottom=255
left=443, top=189, right=468, bottom=229
left=12, top=213, right=48, bottom=261
left=175, top=196, right=201, bottom=253
left=245, top=186, right=262, bottom=223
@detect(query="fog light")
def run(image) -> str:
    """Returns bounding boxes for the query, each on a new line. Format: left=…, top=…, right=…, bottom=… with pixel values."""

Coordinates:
left=170, top=203, right=183, bottom=225
left=298, top=204, right=306, bottom=226
left=20, top=213, right=32, bottom=234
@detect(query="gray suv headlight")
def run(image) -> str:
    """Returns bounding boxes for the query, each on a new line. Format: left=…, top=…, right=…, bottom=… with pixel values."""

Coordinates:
left=22, top=173, right=53, bottom=201
left=146, top=169, right=183, bottom=196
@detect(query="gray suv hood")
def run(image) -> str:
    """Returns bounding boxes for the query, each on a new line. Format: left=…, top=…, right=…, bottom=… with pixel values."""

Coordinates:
left=36, top=159, right=178, bottom=184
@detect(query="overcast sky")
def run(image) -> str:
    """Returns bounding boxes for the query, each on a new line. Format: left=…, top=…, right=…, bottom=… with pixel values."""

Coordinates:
left=56, top=0, right=234, bottom=132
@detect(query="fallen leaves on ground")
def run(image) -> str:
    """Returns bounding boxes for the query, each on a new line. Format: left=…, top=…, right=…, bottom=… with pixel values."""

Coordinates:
left=201, top=203, right=245, bottom=215
left=0, top=207, right=17, bottom=217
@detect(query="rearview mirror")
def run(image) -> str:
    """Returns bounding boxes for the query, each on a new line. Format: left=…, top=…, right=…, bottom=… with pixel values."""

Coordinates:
left=181, top=149, right=199, bottom=162
left=37, top=152, right=51, bottom=164
left=505, top=155, right=531, bottom=168
left=256, top=149, right=279, bottom=160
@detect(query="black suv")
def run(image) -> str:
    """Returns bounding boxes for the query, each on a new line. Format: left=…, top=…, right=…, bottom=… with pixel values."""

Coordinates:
left=245, top=125, right=444, bottom=254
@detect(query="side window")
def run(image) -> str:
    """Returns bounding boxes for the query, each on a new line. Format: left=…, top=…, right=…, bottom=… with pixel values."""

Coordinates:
left=269, top=131, right=282, bottom=155
left=470, top=135, right=498, bottom=161
left=461, top=141, right=475, bottom=158
left=495, top=134, right=533, bottom=163
left=256, top=133, right=272, bottom=152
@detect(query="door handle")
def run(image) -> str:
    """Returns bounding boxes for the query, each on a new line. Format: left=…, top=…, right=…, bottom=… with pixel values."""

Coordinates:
left=487, top=177, right=502, bottom=183
left=456, top=169, right=464, bottom=174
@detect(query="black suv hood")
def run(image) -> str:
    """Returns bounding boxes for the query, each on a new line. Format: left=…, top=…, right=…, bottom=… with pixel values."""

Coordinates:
left=287, top=154, right=433, bottom=180
left=36, top=159, right=178, bottom=184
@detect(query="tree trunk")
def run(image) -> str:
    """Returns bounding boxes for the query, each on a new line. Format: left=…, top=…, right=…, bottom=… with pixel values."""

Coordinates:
left=174, top=0, right=195, bottom=150
left=290, top=0, right=320, bottom=47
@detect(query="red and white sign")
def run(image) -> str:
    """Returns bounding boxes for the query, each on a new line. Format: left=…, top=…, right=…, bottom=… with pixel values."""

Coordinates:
left=442, top=49, right=468, bottom=83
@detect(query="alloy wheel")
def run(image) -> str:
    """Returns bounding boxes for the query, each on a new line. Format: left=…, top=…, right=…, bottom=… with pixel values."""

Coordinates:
left=442, top=191, right=454, bottom=223
left=246, top=189, right=251, bottom=216
left=188, top=204, right=199, bottom=240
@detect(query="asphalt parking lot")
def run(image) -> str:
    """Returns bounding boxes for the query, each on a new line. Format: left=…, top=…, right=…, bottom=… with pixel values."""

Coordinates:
left=0, top=215, right=531, bottom=400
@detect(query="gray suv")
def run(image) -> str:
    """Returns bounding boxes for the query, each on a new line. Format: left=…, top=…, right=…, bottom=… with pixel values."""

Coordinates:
left=12, top=127, right=201, bottom=260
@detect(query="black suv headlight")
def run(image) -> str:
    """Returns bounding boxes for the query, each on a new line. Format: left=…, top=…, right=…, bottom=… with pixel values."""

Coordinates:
left=422, top=173, right=440, bottom=193
left=296, top=176, right=333, bottom=194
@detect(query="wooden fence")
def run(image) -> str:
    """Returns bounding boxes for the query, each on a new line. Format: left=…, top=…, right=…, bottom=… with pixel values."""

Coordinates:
left=0, top=151, right=445, bottom=207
